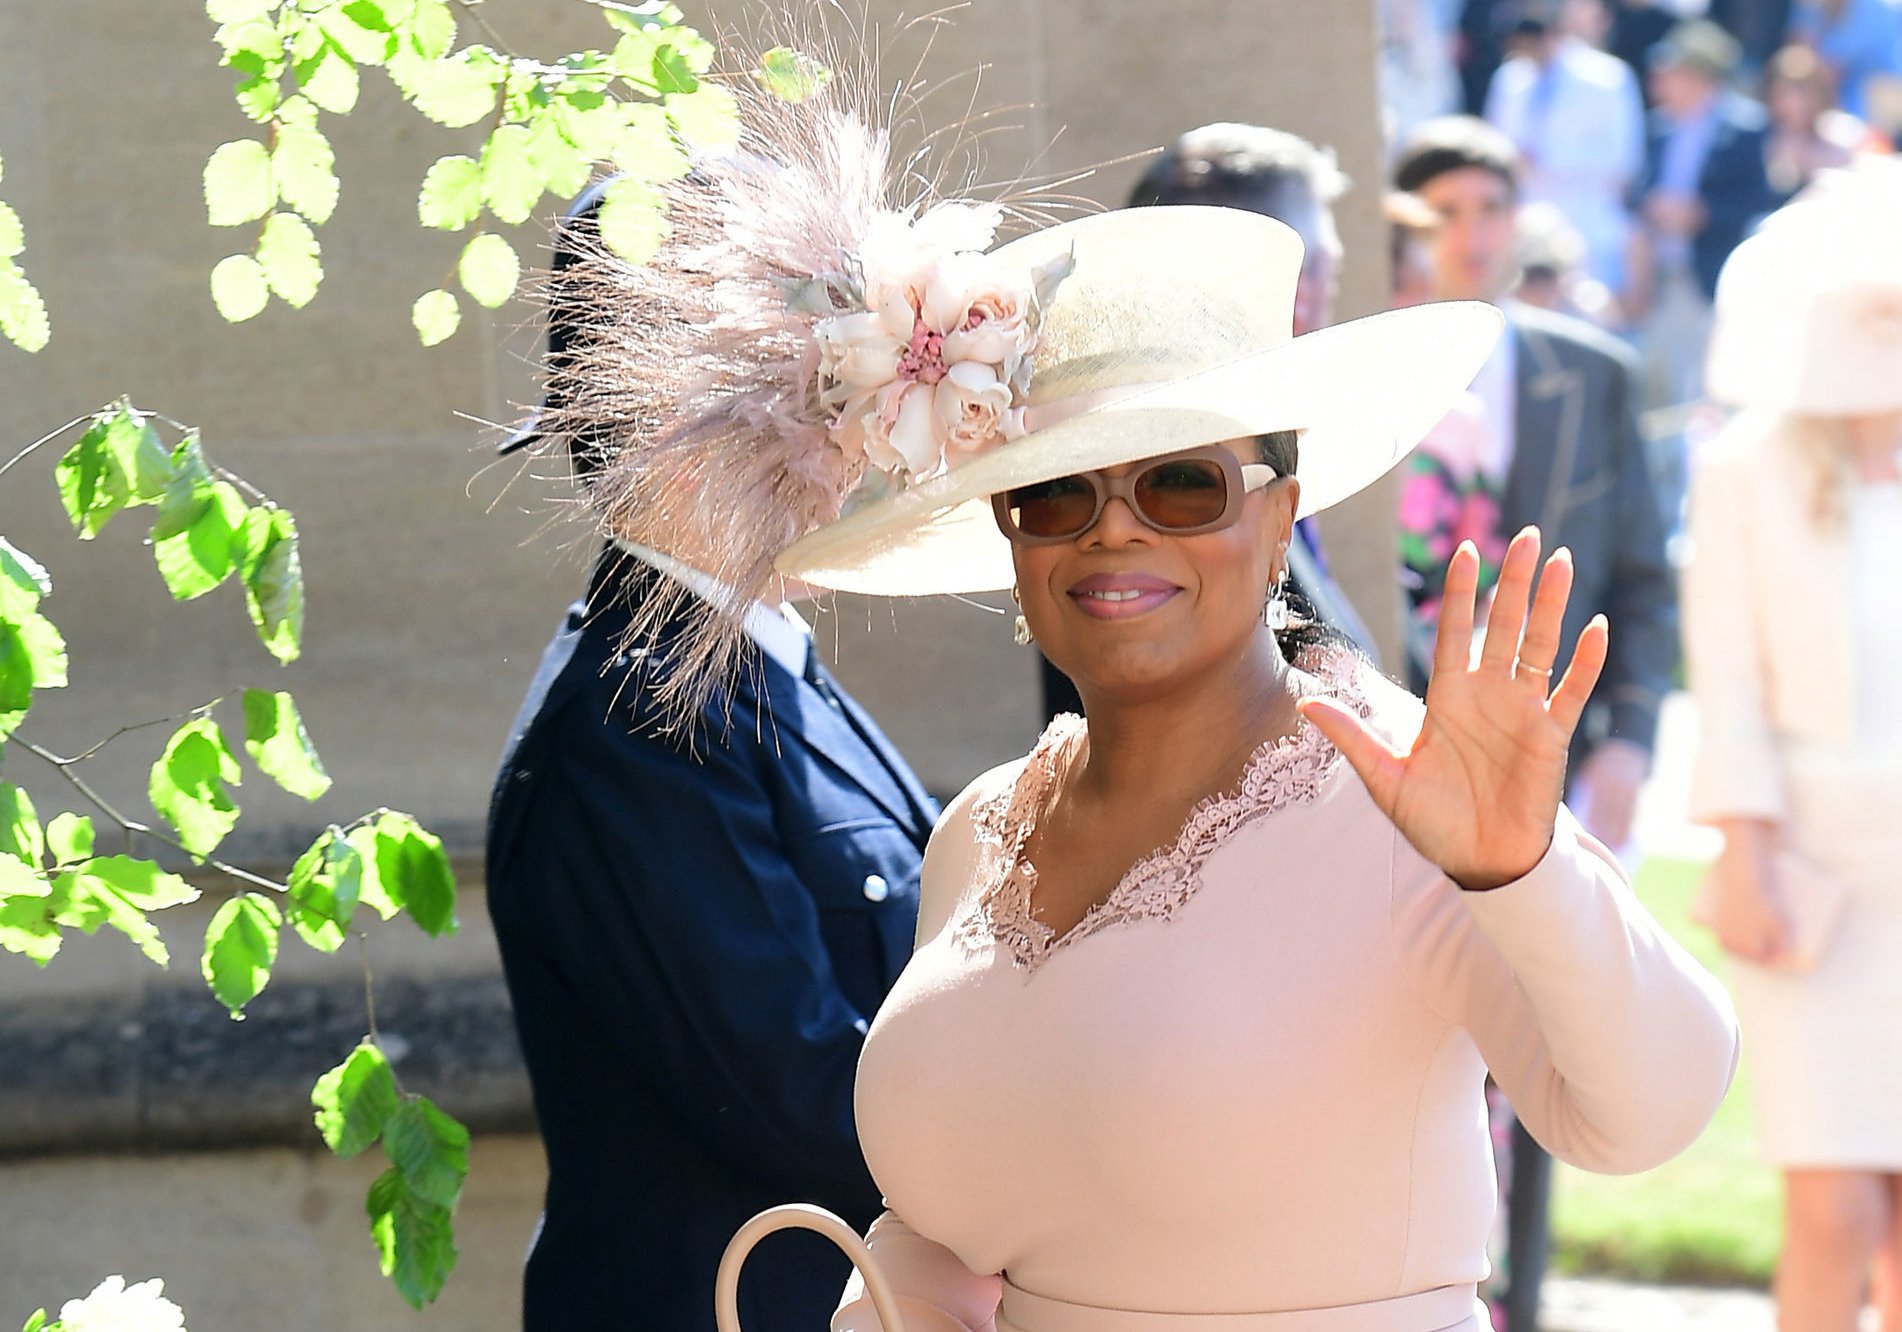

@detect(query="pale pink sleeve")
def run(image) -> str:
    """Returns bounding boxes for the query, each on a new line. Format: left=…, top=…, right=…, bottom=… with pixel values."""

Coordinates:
left=830, top=1211, right=1003, bottom=1332
left=1392, top=809, right=1740, bottom=1174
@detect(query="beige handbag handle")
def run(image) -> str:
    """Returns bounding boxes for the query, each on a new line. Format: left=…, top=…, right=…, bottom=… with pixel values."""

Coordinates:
left=715, top=1203, right=908, bottom=1332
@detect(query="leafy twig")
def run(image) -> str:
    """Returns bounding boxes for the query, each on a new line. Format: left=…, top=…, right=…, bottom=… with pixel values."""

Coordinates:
left=16, top=737, right=288, bottom=895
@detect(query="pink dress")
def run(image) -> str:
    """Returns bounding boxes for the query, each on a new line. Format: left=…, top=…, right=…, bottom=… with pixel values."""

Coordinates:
left=835, top=658, right=1738, bottom=1332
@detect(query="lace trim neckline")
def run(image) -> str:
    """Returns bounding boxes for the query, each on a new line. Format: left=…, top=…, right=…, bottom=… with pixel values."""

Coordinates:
left=959, top=654, right=1369, bottom=973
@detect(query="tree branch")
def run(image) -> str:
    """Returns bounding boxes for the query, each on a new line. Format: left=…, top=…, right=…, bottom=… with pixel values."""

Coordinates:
left=14, top=737, right=287, bottom=894
left=0, top=413, right=93, bottom=483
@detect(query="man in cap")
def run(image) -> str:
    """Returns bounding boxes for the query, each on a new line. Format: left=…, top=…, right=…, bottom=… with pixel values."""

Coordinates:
left=485, top=183, right=938, bottom=1332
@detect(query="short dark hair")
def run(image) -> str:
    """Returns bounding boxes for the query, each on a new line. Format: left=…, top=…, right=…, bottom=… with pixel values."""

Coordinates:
left=1392, top=116, right=1521, bottom=197
left=1130, top=122, right=1348, bottom=218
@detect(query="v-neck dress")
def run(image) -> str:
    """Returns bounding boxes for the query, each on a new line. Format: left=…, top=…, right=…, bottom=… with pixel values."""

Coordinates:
left=832, top=656, right=1738, bottom=1332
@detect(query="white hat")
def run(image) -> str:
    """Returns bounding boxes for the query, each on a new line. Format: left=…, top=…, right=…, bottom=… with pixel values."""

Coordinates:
left=1706, top=157, right=1902, bottom=415
left=777, top=206, right=1503, bottom=595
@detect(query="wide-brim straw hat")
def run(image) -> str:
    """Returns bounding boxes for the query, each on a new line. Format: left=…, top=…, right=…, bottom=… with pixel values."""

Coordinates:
left=1706, top=157, right=1902, bottom=415
left=777, top=205, right=1504, bottom=595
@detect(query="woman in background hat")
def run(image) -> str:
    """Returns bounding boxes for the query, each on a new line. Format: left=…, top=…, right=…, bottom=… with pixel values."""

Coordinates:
left=540, top=33, right=1739, bottom=1330
left=1689, top=158, right=1902, bottom=1332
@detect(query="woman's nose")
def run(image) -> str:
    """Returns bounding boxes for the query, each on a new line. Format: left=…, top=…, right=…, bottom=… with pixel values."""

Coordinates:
left=1082, top=494, right=1159, bottom=548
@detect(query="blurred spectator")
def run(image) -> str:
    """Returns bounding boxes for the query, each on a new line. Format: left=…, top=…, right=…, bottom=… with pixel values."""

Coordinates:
left=1514, top=199, right=1625, bottom=322
left=1709, top=0, right=1798, bottom=69
left=1764, top=41, right=1887, bottom=199
left=1386, top=188, right=1444, bottom=306
left=1628, top=19, right=1776, bottom=410
left=1485, top=0, right=1647, bottom=288
left=1688, top=156, right=1902, bottom=1332
left=1787, top=0, right=1902, bottom=121
left=1382, top=0, right=1464, bottom=145
left=1395, top=114, right=1677, bottom=1332
left=1607, top=0, right=1694, bottom=86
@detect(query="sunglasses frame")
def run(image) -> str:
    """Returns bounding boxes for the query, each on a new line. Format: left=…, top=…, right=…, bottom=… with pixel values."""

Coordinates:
left=990, top=444, right=1281, bottom=546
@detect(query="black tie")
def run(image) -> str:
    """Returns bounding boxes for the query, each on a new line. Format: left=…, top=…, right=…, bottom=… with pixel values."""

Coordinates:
left=802, top=643, right=847, bottom=714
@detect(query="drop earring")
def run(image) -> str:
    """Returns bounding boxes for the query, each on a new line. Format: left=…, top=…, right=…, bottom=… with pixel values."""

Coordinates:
left=1011, top=586, right=1032, bottom=646
left=1263, top=571, right=1289, bottom=631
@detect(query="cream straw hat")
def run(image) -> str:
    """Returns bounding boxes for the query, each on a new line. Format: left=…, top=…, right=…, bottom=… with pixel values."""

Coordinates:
left=1706, top=156, right=1902, bottom=415
left=777, top=205, right=1504, bottom=595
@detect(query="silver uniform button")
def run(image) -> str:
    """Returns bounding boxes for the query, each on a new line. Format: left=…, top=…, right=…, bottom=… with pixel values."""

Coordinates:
left=861, top=874, right=890, bottom=903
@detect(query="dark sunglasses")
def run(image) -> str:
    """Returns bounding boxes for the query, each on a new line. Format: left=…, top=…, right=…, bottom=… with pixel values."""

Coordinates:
left=992, top=445, right=1281, bottom=545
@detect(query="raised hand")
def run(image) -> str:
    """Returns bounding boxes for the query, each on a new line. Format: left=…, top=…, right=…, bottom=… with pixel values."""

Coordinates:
left=1301, top=527, right=1608, bottom=891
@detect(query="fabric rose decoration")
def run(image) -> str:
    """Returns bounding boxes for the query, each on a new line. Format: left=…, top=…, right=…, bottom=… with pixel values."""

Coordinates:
left=805, top=203, right=1071, bottom=481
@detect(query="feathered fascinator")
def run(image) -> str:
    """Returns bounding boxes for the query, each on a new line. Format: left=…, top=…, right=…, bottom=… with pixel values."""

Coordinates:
left=529, top=9, right=1073, bottom=730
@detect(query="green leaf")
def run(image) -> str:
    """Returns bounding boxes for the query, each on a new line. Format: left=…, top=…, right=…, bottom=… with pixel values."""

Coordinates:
left=366, top=1165, right=458, bottom=1308
left=238, top=506, right=303, bottom=663
left=151, top=434, right=216, bottom=541
left=0, top=887, right=60, bottom=965
left=525, top=111, right=591, bottom=201
left=288, top=828, right=360, bottom=950
left=54, top=418, right=130, bottom=538
left=416, top=154, right=480, bottom=230
left=383, top=1096, right=469, bottom=1207
left=61, top=856, right=200, bottom=965
left=12, top=612, right=66, bottom=689
left=649, top=41, right=700, bottom=95
left=235, top=74, right=282, bottom=122
left=296, top=40, right=360, bottom=114
left=313, top=1040, right=398, bottom=1156
left=0, top=851, right=48, bottom=898
left=344, top=821, right=399, bottom=920
left=0, top=782, right=42, bottom=867
left=608, top=102, right=689, bottom=184
left=45, top=812, right=94, bottom=868
left=242, top=688, right=331, bottom=799
left=664, top=84, right=740, bottom=155
left=153, top=480, right=247, bottom=601
left=21, top=1305, right=46, bottom=1332
left=477, top=124, right=540, bottom=227
left=272, top=122, right=338, bottom=225
left=256, top=211, right=322, bottom=307
left=371, top=811, right=456, bottom=936
left=275, top=90, right=321, bottom=128
left=0, top=201, right=24, bottom=258
left=211, top=253, right=271, bottom=322
left=756, top=46, right=831, bottom=103
left=319, top=2, right=398, bottom=64
left=204, top=139, right=275, bottom=226
left=101, top=406, right=174, bottom=504
left=44, top=864, right=109, bottom=930
left=149, top=716, right=243, bottom=857
left=214, top=16, right=285, bottom=72
left=457, top=232, right=519, bottom=309
left=411, top=288, right=459, bottom=347
left=401, top=0, right=454, bottom=59
left=207, top=0, right=278, bottom=21
left=399, top=48, right=505, bottom=127
left=0, top=537, right=50, bottom=621
left=597, top=178, right=669, bottom=266
left=0, top=622, right=34, bottom=714
left=0, top=262, right=48, bottom=353
left=202, top=891, right=282, bottom=1017
left=553, top=95, right=625, bottom=159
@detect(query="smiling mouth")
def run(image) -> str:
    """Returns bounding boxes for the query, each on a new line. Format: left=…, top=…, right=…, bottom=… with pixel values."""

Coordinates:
left=1067, top=583, right=1181, bottom=619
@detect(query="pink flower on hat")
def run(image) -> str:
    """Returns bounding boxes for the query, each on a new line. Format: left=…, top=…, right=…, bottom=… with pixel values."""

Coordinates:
left=810, top=205, right=1058, bottom=481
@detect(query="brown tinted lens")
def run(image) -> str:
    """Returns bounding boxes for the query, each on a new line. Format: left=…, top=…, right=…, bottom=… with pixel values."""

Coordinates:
left=1133, top=459, right=1229, bottom=530
left=1008, top=475, right=1098, bottom=538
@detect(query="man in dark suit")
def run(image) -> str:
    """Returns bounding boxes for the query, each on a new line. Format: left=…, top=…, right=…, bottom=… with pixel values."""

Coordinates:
left=486, top=193, right=936, bottom=1332
left=1630, top=19, right=1776, bottom=410
left=1394, top=113, right=1678, bottom=1332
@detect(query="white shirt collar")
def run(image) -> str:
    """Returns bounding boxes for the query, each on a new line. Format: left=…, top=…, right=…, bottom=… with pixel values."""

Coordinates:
left=613, top=540, right=814, bottom=679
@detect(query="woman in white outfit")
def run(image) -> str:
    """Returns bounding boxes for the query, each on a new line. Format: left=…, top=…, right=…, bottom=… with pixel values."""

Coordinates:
left=1688, top=158, right=1902, bottom=1332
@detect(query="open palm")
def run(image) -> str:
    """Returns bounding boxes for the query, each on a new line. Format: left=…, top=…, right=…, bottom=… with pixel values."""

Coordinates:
left=1303, top=528, right=1608, bottom=891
